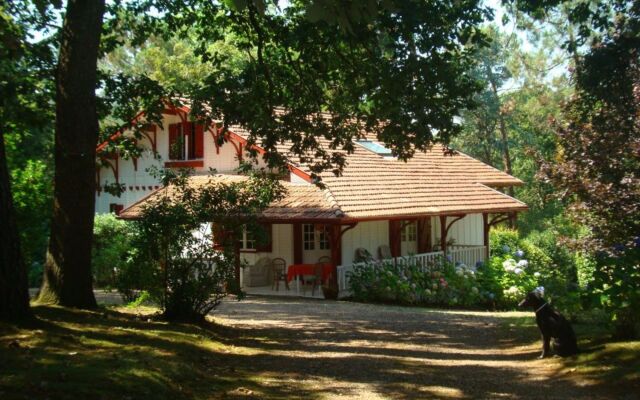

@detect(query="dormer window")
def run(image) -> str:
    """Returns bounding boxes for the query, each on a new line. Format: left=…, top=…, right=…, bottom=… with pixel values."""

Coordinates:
left=168, top=122, right=204, bottom=160
left=355, top=140, right=393, bottom=157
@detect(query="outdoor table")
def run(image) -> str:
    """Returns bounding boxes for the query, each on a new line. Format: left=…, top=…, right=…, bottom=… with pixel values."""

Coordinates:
left=287, top=263, right=334, bottom=295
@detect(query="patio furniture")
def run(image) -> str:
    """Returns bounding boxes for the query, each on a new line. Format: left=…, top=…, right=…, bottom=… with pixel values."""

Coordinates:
left=243, top=256, right=271, bottom=287
left=317, top=256, right=331, bottom=264
left=354, top=247, right=375, bottom=263
left=271, top=258, right=290, bottom=291
left=378, top=245, right=392, bottom=260
left=287, top=263, right=333, bottom=283
left=301, top=262, right=325, bottom=296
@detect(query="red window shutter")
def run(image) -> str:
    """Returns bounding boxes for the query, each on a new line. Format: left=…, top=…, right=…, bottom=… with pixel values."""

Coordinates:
left=256, top=223, right=272, bottom=252
left=109, top=203, right=124, bottom=215
left=168, top=123, right=180, bottom=159
left=194, top=124, right=204, bottom=158
left=212, top=223, right=226, bottom=250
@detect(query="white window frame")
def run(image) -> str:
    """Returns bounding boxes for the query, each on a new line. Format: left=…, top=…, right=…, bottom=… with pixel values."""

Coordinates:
left=401, top=221, right=417, bottom=242
left=303, top=224, right=315, bottom=250
left=239, top=226, right=256, bottom=250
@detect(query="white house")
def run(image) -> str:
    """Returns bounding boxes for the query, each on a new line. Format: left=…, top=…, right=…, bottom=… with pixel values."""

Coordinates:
left=96, top=103, right=527, bottom=296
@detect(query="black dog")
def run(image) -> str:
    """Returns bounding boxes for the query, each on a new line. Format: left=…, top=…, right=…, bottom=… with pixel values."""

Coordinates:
left=519, top=290, right=578, bottom=358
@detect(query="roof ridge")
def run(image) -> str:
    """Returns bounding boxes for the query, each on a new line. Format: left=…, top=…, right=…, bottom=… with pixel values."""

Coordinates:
left=321, top=184, right=345, bottom=218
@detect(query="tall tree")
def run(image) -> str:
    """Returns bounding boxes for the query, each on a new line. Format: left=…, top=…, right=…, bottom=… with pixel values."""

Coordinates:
left=38, top=0, right=105, bottom=307
left=0, top=1, right=54, bottom=319
left=36, top=0, right=491, bottom=309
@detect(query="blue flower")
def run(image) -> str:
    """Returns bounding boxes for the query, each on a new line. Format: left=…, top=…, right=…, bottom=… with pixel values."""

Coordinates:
left=475, top=261, right=484, bottom=269
left=446, top=255, right=453, bottom=262
left=502, top=245, right=511, bottom=253
left=515, top=249, right=525, bottom=258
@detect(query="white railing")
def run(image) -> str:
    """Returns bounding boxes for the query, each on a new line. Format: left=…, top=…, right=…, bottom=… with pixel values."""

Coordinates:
left=449, top=245, right=486, bottom=267
left=337, top=245, right=486, bottom=297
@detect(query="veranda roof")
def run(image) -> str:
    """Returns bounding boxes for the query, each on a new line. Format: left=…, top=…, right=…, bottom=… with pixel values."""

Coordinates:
left=117, top=174, right=344, bottom=221
left=118, top=172, right=527, bottom=222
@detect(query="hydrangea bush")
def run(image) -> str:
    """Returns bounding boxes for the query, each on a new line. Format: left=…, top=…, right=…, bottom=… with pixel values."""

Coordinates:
left=349, top=257, right=486, bottom=307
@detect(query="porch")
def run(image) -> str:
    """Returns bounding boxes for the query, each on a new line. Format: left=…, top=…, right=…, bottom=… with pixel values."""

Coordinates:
left=336, top=245, right=487, bottom=298
left=241, top=244, right=486, bottom=299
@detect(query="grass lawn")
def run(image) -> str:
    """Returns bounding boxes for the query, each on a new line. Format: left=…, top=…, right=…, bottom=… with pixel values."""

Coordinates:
left=1, top=303, right=638, bottom=399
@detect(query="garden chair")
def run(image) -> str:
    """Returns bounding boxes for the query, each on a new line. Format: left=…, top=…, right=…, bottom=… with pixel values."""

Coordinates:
left=317, top=256, right=331, bottom=264
left=302, top=262, right=324, bottom=297
left=271, top=258, right=289, bottom=291
left=244, top=256, right=271, bottom=287
left=378, top=245, right=392, bottom=260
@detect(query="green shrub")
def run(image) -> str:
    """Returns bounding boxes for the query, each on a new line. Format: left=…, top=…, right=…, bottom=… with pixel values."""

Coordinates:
left=349, top=257, right=484, bottom=307
left=592, top=245, right=640, bottom=338
left=92, top=213, right=133, bottom=288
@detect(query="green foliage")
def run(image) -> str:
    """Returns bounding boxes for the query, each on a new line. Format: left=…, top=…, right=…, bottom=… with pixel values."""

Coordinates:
left=92, top=213, right=133, bottom=288
left=133, top=168, right=285, bottom=321
left=484, top=228, right=583, bottom=312
left=349, top=258, right=484, bottom=307
left=592, top=246, right=640, bottom=338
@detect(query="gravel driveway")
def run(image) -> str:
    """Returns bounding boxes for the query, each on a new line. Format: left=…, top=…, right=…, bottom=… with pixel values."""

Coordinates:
left=212, top=296, right=624, bottom=400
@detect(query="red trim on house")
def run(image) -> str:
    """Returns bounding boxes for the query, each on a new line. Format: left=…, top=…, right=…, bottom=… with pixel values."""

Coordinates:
left=293, top=223, right=303, bottom=264
left=96, top=110, right=147, bottom=153
left=288, top=166, right=313, bottom=183
left=164, top=160, right=204, bottom=168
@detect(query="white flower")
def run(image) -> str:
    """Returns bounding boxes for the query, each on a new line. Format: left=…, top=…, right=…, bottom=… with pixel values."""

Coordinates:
left=514, top=268, right=524, bottom=275
left=535, top=286, right=545, bottom=297
left=502, top=259, right=517, bottom=272
left=456, top=269, right=464, bottom=277
left=534, top=271, right=541, bottom=278
left=471, top=287, right=479, bottom=294
left=424, top=289, right=432, bottom=296
left=517, top=259, right=529, bottom=268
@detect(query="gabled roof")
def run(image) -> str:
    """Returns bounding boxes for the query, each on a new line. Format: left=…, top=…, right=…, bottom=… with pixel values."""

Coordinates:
left=105, top=105, right=527, bottom=221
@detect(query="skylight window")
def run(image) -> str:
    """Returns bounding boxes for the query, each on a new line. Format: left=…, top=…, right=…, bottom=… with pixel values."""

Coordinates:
left=355, top=140, right=393, bottom=156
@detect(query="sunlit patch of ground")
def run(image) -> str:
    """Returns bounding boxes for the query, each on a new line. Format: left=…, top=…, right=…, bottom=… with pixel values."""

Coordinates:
left=0, top=297, right=638, bottom=399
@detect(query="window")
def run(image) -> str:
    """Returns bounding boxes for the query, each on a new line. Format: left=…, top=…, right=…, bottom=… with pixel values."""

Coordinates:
left=401, top=221, right=417, bottom=242
left=355, top=140, right=393, bottom=156
left=303, top=224, right=315, bottom=250
left=319, top=225, right=330, bottom=250
left=168, top=122, right=204, bottom=160
left=303, top=224, right=331, bottom=250
left=239, top=226, right=256, bottom=250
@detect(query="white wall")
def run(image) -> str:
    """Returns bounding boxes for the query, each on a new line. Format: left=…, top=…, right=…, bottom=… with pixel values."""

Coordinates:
left=431, top=213, right=483, bottom=246
left=341, top=220, right=389, bottom=265
left=239, top=223, right=294, bottom=267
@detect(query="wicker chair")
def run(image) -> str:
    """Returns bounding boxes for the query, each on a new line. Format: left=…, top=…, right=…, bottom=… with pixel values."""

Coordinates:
left=317, top=256, right=332, bottom=264
left=302, top=262, right=324, bottom=296
left=378, top=245, right=393, bottom=260
left=271, top=258, right=289, bottom=291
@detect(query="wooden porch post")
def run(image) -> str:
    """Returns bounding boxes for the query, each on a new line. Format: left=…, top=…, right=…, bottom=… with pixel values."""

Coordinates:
left=417, top=217, right=432, bottom=253
left=482, top=213, right=490, bottom=261
left=389, top=220, right=401, bottom=257
left=293, top=223, right=303, bottom=264
left=330, top=224, right=342, bottom=267
left=439, top=215, right=447, bottom=256
left=330, top=224, right=342, bottom=287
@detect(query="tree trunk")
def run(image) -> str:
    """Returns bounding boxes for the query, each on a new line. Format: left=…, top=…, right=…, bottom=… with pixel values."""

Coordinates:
left=38, top=0, right=105, bottom=308
left=0, top=131, right=31, bottom=320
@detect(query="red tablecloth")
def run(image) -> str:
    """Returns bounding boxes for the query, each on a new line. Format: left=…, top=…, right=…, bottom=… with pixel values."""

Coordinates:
left=287, top=263, right=334, bottom=283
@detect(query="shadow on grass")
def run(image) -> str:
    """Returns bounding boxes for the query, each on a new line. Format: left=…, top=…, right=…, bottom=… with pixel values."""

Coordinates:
left=0, top=299, right=637, bottom=399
